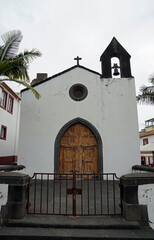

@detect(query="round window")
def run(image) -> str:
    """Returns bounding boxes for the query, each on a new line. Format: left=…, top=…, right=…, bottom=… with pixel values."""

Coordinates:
left=69, top=84, right=88, bottom=101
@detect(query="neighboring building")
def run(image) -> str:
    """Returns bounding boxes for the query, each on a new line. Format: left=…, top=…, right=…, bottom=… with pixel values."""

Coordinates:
left=139, top=118, right=154, bottom=166
left=18, top=38, right=140, bottom=177
left=0, top=82, right=21, bottom=165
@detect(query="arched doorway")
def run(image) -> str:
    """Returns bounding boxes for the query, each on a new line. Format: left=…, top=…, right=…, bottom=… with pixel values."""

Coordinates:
left=59, top=123, right=98, bottom=174
left=54, top=118, right=103, bottom=174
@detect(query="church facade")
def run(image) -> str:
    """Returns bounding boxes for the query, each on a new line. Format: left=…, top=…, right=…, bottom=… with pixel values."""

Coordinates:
left=18, top=38, right=140, bottom=177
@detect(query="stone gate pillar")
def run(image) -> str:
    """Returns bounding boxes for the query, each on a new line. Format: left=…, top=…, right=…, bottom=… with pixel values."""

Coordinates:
left=0, top=172, right=29, bottom=220
left=120, top=172, right=154, bottom=223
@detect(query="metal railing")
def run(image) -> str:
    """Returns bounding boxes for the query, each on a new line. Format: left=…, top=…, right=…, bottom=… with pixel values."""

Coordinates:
left=28, top=171, right=122, bottom=216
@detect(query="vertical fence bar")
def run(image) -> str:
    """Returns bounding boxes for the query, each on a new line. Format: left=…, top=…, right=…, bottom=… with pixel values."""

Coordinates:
left=27, top=177, right=31, bottom=214
left=94, top=173, right=96, bottom=215
left=120, top=178, right=123, bottom=215
left=72, top=171, right=76, bottom=216
left=87, top=174, right=89, bottom=215
left=113, top=174, right=116, bottom=214
left=59, top=174, right=61, bottom=214
left=40, top=174, right=43, bottom=214
left=106, top=174, right=109, bottom=214
left=46, top=174, right=49, bottom=214
left=66, top=174, right=68, bottom=215
left=81, top=174, right=83, bottom=215
left=71, top=173, right=73, bottom=215
left=53, top=173, right=55, bottom=214
left=34, top=174, right=37, bottom=213
left=100, top=174, right=103, bottom=214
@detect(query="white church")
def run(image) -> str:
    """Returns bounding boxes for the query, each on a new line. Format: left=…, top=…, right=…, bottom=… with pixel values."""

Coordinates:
left=18, top=38, right=140, bottom=177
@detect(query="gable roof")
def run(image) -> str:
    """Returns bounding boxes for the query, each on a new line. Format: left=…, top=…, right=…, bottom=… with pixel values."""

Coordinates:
left=21, top=65, right=101, bottom=94
left=100, top=37, right=131, bottom=60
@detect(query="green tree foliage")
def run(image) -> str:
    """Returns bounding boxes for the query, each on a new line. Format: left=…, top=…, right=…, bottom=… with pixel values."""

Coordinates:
left=0, top=30, right=42, bottom=99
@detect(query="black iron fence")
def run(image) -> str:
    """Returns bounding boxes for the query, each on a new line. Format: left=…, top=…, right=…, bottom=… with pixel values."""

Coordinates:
left=28, top=172, right=122, bottom=216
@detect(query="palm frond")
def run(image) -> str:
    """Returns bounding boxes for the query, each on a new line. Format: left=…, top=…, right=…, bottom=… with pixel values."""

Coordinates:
left=0, top=46, right=3, bottom=56
left=0, top=30, right=42, bottom=100
left=137, top=85, right=154, bottom=104
left=1, top=78, right=41, bottom=99
left=15, top=48, right=42, bottom=64
left=0, top=30, right=22, bottom=60
left=148, top=74, right=154, bottom=85
left=0, top=60, right=29, bottom=81
left=150, top=77, right=154, bottom=85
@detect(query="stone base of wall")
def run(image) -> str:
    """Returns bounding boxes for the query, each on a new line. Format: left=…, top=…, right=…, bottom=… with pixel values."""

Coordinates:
left=122, top=202, right=148, bottom=222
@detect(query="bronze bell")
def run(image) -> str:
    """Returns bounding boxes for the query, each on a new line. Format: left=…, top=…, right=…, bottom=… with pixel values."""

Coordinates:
left=112, top=63, right=120, bottom=76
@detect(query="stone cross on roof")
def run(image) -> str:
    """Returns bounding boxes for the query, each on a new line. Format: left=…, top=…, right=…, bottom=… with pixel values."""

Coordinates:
left=74, top=56, right=82, bottom=65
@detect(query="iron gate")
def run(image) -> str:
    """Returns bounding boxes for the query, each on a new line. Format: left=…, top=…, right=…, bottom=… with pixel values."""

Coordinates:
left=27, top=172, right=122, bottom=216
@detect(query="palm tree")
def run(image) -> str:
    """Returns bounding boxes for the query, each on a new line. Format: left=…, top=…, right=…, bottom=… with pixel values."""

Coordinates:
left=137, top=77, right=154, bottom=105
left=0, top=30, right=42, bottom=99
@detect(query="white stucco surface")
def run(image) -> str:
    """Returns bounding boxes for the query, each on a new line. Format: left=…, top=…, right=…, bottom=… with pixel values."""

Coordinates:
left=138, top=184, right=154, bottom=230
left=18, top=66, right=140, bottom=177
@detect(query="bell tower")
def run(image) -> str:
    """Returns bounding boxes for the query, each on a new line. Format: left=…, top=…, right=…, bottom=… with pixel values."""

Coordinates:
left=100, top=37, right=132, bottom=78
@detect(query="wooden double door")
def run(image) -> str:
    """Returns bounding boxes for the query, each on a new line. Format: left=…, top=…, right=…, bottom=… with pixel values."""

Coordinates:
left=59, top=123, right=98, bottom=175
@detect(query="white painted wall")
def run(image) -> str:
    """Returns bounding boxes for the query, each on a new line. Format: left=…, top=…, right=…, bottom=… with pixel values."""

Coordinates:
left=101, top=77, right=140, bottom=176
left=0, top=85, right=20, bottom=158
left=18, top=67, right=140, bottom=177
left=138, top=184, right=154, bottom=230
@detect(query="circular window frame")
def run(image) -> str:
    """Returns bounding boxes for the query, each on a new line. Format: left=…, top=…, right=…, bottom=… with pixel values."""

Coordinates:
left=69, top=84, right=88, bottom=101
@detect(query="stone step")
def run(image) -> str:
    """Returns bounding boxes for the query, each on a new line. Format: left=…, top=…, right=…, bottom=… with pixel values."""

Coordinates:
left=0, top=226, right=154, bottom=239
left=1, top=215, right=154, bottom=239
left=6, top=215, right=140, bottom=229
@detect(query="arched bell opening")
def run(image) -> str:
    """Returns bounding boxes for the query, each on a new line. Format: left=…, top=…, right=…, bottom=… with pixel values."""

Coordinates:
left=111, top=57, right=121, bottom=78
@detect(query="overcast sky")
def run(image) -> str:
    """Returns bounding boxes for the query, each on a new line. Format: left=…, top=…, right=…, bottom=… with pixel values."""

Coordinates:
left=0, top=0, right=154, bottom=130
